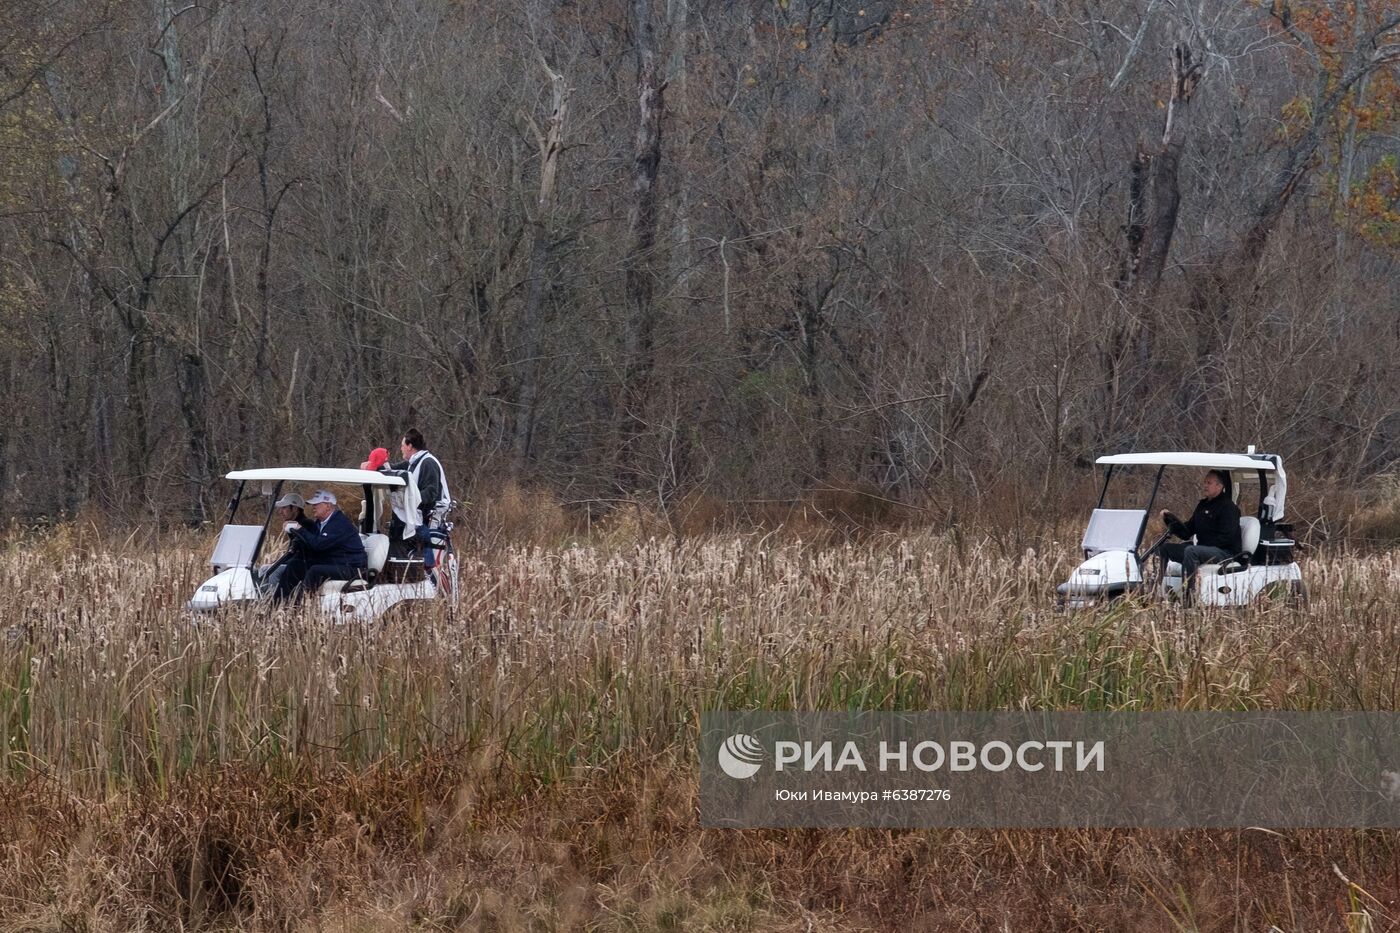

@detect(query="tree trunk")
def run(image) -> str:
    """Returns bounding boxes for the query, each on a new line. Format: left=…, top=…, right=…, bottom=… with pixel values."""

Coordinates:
left=512, top=54, right=568, bottom=468
left=1136, top=43, right=1200, bottom=293
left=616, top=3, right=667, bottom=493
left=665, top=0, right=692, bottom=295
left=126, top=327, right=152, bottom=495
left=153, top=0, right=223, bottom=522
left=1103, top=42, right=1200, bottom=446
left=795, top=277, right=834, bottom=477
left=178, top=350, right=213, bottom=523
left=1335, top=0, right=1372, bottom=261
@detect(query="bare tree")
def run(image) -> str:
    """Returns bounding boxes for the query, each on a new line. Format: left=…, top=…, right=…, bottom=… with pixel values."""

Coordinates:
left=0, top=0, right=1398, bottom=523
left=512, top=45, right=569, bottom=467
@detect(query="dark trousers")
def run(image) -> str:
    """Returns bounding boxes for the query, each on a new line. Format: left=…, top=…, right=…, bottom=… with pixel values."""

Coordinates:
left=305, top=563, right=362, bottom=592
left=388, top=515, right=437, bottom=568
left=1162, top=542, right=1232, bottom=601
left=388, top=516, right=418, bottom=560
left=271, top=553, right=308, bottom=602
left=273, top=556, right=363, bottom=603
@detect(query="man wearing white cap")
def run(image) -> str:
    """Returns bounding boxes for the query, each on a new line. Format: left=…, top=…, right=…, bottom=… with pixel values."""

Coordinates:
left=272, top=489, right=368, bottom=602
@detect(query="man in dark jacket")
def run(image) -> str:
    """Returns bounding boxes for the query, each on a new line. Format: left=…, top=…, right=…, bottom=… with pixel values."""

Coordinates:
left=380, top=428, right=451, bottom=567
left=263, top=493, right=317, bottom=595
left=1158, top=469, right=1243, bottom=602
left=272, top=489, right=368, bottom=603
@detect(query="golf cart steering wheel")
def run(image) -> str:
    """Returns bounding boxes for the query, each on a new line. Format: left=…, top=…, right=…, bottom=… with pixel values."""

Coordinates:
left=1138, top=531, right=1171, bottom=595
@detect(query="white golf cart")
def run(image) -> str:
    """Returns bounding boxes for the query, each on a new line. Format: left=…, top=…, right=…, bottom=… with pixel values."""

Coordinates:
left=1057, top=450, right=1304, bottom=609
left=187, top=467, right=459, bottom=620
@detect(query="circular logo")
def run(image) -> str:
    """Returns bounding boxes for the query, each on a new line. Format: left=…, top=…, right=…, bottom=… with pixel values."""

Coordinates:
left=718, top=733, right=764, bottom=779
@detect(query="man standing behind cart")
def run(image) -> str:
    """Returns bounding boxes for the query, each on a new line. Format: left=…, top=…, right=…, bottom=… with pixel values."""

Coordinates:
left=367, top=429, right=451, bottom=568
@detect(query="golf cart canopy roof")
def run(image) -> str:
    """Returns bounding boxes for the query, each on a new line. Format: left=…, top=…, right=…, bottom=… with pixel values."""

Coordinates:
left=1095, top=452, right=1276, bottom=472
left=225, top=467, right=406, bottom=487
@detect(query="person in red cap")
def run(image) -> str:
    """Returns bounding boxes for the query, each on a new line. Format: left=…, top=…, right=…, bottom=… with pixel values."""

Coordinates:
left=363, top=430, right=451, bottom=567
left=361, top=446, right=414, bottom=559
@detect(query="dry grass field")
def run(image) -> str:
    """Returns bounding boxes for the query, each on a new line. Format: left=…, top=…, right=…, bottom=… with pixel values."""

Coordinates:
left=3, top=524, right=1400, bottom=930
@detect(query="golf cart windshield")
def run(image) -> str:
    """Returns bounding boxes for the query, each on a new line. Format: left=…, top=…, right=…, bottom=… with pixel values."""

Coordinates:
left=1082, top=508, right=1147, bottom=555
left=210, top=480, right=280, bottom=570
left=211, top=524, right=263, bottom=570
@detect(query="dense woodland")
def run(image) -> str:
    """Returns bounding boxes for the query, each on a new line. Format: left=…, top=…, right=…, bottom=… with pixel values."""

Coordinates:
left=2, top=0, right=1399, bottom=523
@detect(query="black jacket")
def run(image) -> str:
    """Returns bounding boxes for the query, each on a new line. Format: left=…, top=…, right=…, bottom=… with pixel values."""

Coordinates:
left=1167, top=495, right=1242, bottom=552
left=290, top=509, right=367, bottom=567
left=270, top=515, right=318, bottom=568
left=387, top=450, right=447, bottom=523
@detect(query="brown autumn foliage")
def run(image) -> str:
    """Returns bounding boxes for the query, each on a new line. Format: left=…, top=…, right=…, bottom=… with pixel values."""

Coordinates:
left=8, top=762, right=1400, bottom=930
left=0, top=0, right=1397, bottom=527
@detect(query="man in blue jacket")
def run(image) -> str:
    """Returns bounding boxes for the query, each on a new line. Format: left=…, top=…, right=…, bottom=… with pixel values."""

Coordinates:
left=272, top=489, right=368, bottom=603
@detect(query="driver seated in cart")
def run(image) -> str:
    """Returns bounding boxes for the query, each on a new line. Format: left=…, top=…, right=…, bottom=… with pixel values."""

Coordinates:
left=271, top=489, right=368, bottom=604
left=261, top=492, right=315, bottom=595
left=1157, top=469, right=1242, bottom=601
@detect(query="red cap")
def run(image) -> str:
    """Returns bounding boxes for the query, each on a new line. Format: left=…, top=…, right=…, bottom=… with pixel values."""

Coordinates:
left=367, top=447, right=389, bottom=470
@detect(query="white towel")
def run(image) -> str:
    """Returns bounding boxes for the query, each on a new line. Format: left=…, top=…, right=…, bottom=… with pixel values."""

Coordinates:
left=387, top=469, right=423, bottom=539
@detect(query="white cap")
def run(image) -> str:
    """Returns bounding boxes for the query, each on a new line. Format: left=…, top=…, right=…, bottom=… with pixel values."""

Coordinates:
left=306, top=489, right=337, bottom=506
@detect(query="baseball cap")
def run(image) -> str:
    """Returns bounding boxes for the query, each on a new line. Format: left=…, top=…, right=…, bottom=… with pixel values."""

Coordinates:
left=274, top=493, right=306, bottom=509
left=306, top=489, right=337, bottom=506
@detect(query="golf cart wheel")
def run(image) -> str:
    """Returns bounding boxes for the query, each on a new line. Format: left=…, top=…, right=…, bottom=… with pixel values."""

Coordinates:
left=1137, top=531, right=1170, bottom=602
left=1257, top=580, right=1308, bottom=609
left=1106, top=585, right=1148, bottom=609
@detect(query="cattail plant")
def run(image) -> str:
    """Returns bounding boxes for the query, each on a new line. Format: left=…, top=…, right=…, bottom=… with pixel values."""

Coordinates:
left=1, top=533, right=1399, bottom=927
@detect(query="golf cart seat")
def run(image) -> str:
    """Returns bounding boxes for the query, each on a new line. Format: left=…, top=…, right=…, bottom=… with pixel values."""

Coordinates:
left=318, top=533, right=389, bottom=595
left=1166, top=517, right=1262, bottom=575
left=1239, top=516, right=1261, bottom=556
